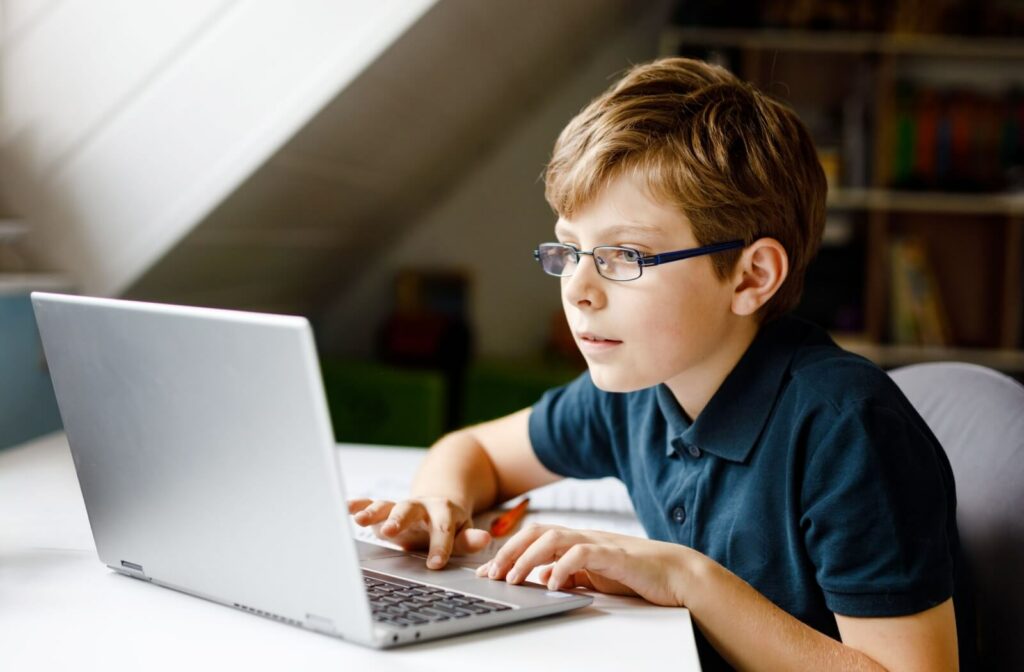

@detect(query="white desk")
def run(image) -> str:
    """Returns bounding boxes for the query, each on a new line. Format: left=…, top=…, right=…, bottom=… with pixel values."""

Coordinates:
left=0, top=433, right=702, bottom=671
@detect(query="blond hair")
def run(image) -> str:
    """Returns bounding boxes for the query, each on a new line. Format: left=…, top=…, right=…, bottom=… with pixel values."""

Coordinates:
left=544, top=57, right=827, bottom=321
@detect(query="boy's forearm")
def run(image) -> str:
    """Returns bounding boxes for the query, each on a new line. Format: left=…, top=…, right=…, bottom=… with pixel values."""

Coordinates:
left=678, top=550, right=886, bottom=672
left=409, top=430, right=499, bottom=516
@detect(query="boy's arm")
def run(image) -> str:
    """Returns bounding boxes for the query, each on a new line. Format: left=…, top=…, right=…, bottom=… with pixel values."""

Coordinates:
left=685, top=552, right=959, bottom=671
left=482, top=529, right=958, bottom=670
left=409, top=408, right=561, bottom=510
left=349, top=408, right=562, bottom=568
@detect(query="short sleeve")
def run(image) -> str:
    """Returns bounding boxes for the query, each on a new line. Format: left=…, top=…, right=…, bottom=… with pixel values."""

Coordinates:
left=800, top=402, right=955, bottom=617
left=528, top=371, right=619, bottom=480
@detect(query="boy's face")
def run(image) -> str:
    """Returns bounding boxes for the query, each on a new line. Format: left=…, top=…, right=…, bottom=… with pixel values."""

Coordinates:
left=554, top=174, right=739, bottom=394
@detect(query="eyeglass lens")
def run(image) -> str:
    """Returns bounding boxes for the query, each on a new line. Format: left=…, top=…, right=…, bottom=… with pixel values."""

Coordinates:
left=538, top=244, right=641, bottom=280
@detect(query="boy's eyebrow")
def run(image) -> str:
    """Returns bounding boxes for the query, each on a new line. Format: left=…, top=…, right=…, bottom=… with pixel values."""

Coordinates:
left=554, top=222, right=663, bottom=240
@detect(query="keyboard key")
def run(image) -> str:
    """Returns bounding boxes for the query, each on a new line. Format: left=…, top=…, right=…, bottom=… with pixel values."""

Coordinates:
left=415, top=608, right=451, bottom=621
left=430, top=604, right=473, bottom=618
left=411, top=595, right=438, bottom=605
left=459, top=604, right=494, bottom=614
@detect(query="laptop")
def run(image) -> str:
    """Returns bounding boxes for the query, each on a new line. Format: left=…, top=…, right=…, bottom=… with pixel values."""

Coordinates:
left=31, top=292, right=592, bottom=648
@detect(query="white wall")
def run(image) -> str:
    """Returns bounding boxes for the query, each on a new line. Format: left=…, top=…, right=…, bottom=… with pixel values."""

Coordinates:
left=0, top=0, right=436, bottom=294
left=318, top=2, right=671, bottom=359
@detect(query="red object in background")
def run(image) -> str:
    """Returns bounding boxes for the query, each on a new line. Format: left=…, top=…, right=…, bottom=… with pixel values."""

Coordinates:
left=914, top=90, right=939, bottom=186
left=949, top=91, right=974, bottom=183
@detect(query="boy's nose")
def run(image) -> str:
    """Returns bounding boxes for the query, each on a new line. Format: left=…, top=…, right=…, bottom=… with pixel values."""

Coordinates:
left=562, top=256, right=605, bottom=310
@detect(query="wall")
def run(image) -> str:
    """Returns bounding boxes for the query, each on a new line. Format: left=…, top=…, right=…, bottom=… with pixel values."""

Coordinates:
left=0, top=0, right=436, bottom=296
left=318, top=2, right=672, bottom=360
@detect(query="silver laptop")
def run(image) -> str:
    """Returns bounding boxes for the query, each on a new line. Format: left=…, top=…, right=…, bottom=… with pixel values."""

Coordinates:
left=31, top=292, right=592, bottom=648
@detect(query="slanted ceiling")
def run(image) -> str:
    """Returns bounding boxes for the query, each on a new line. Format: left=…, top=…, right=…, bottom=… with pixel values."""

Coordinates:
left=124, top=0, right=643, bottom=316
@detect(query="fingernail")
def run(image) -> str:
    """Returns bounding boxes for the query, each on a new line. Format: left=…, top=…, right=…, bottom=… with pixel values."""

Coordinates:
left=548, top=579, right=557, bottom=591
left=428, top=555, right=443, bottom=569
left=475, top=563, right=490, bottom=576
left=506, top=570, right=518, bottom=583
left=488, top=565, right=499, bottom=579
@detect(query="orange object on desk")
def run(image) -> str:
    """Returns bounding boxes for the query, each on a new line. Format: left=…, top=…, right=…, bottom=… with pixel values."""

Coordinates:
left=489, top=497, right=529, bottom=537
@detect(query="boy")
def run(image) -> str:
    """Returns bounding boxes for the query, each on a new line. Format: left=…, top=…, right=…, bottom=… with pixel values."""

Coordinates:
left=348, top=58, right=968, bottom=670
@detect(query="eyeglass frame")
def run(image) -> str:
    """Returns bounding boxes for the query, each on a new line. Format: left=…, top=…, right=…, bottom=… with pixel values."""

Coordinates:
left=532, top=239, right=746, bottom=281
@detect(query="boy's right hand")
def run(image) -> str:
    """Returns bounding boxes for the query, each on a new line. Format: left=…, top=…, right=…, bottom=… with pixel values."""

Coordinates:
left=348, top=497, right=492, bottom=569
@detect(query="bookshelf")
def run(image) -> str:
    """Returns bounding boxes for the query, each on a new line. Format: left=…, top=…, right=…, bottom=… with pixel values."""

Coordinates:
left=660, top=24, right=1024, bottom=372
left=660, top=27, right=1024, bottom=60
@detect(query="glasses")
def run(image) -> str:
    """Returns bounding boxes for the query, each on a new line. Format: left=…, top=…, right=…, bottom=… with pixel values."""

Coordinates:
left=532, top=240, right=745, bottom=281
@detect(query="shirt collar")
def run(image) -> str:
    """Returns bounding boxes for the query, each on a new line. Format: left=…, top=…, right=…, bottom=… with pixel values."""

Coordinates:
left=656, top=315, right=814, bottom=463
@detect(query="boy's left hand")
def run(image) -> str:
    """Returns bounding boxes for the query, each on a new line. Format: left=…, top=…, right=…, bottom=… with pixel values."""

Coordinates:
left=475, top=524, right=690, bottom=607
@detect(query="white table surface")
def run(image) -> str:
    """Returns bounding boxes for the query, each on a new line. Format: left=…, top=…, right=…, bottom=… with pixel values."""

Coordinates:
left=0, top=433, right=702, bottom=671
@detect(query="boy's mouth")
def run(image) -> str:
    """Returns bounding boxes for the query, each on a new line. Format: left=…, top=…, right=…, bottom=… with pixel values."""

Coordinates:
left=577, top=332, right=622, bottom=345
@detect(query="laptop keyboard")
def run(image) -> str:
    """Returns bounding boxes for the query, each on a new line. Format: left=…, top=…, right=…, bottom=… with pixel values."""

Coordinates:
left=362, top=570, right=512, bottom=628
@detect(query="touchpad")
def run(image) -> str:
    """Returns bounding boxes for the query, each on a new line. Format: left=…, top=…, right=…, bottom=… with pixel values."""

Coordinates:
left=355, top=540, right=406, bottom=560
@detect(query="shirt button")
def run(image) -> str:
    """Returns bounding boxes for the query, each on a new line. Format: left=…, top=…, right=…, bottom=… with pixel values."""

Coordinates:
left=671, top=506, right=686, bottom=524
left=687, top=444, right=702, bottom=458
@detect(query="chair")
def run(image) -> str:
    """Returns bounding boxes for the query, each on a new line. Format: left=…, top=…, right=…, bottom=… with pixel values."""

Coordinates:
left=889, top=362, right=1024, bottom=670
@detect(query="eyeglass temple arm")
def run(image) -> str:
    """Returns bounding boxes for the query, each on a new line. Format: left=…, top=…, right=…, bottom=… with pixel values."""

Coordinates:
left=639, top=240, right=745, bottom=267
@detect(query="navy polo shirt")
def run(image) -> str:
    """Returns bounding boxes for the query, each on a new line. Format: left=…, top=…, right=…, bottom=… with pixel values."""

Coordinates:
left=529, top=315, right=969, bottom=668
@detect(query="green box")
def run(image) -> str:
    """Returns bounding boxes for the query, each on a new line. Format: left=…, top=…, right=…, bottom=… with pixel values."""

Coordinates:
left=462, top=360, right=582, bottom=426
left=320, top=359, right=445, bottom=448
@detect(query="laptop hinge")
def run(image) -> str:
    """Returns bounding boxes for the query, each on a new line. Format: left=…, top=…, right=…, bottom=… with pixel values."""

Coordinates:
left=305, top=613, right=337, bottom=635
left=118, top=560, right=150, bottom=580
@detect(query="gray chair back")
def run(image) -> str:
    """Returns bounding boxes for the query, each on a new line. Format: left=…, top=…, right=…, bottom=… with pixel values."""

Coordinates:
left=890, top=362, right=1024, bottom=670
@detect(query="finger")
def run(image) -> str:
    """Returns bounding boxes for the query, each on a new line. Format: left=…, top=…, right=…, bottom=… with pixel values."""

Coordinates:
left=348, top=498, right=374, bottom=514
left=486, top=524, right=554, bottom=580
left=425, top=506, right=458, bottom=569
left=547, top=544, right=616, bottom=591
left=506, top=528, right=576, bottom=584
left=569, top=570, right=598, bottom=591
left=452, top=527, right=492, bottom=555
left=352, top=500, right=395, bottom=526
left=381, top=501, right=426, bottom=537
left=385, top=527, right=431, bottom=552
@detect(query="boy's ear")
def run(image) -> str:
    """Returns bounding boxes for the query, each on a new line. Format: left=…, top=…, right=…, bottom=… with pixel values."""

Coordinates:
left=730, top=238, right=789, bottom=317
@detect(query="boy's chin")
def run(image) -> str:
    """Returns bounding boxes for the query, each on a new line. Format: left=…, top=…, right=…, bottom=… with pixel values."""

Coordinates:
left=587, top=366, right=651, bottom=393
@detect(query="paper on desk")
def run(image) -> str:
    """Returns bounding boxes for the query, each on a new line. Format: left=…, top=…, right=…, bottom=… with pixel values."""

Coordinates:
left=348, top=474, right=635, bottom=515
left=526, top=477, right=634, bottom=514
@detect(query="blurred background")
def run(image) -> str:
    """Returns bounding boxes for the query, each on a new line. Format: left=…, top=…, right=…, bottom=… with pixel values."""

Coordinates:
left=2, top=0, right=1023, bottom=450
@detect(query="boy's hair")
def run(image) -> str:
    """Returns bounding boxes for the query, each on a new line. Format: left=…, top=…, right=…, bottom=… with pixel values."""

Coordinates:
left=544, top=57, right=827, bottom=322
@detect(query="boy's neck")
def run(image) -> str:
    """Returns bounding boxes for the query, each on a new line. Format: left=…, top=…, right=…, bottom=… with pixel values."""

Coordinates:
left=663, top=317, right=761, bottom=422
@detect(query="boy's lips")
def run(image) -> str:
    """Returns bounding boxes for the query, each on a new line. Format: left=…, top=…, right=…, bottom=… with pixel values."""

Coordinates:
left=577, top=331, right=621, bottom=343
left=576, top=331, right=623, bottom=355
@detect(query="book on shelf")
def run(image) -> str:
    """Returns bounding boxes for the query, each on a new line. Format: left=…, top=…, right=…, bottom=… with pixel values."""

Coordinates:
left=888, top=83, right=1024, bottom=193
left=888, top=236, right=951, bottom=347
